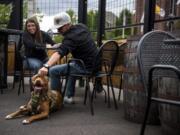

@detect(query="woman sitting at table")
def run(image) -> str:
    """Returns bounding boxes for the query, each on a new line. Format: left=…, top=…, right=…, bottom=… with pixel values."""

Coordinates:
left=23, top=17, right=55, bottom=74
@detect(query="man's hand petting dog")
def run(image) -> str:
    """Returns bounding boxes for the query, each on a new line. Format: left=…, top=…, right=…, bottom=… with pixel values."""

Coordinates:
left=38, top=67, right=48, bottom=76
left=5, top=74, right=63, bottom=124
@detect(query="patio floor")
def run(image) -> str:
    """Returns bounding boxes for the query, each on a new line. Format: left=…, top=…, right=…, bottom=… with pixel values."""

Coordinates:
left=0, top=76, right=162, bottom=135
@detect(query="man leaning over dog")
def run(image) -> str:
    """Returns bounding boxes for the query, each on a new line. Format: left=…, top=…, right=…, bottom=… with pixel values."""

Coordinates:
left=38, top=12, right=98, bottom=104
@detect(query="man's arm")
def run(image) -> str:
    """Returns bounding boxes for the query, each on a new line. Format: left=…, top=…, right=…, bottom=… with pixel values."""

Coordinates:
left=38, top=52, right=61, bottom=76
left=46, top=52, right=61, bottom=66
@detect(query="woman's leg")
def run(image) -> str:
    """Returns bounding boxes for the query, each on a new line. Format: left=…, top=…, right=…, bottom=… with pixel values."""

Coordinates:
left=24, top=58, right=43, bottom=74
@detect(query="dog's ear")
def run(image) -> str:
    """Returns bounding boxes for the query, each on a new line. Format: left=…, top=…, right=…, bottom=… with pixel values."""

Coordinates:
left=31, top=74, right=38, bottom=82
left=43, top=76, right=49, bottom=92
left=43, top=76, right=49, bottom=87
left=30, top=81, right=34, bottom=92
left=31, top=74, right=43, bottom=82
left=31, top=74, right=40, bottom=86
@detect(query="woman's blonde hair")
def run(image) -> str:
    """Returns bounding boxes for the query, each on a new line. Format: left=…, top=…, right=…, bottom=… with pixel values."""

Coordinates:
left=25, top=17, right=43, bottom=44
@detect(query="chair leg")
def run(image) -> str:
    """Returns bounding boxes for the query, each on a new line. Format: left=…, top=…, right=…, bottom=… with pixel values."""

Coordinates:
left=22, top=75, right=25, bottom=93
left=27, top=73, right=30, bottom=92
left=83, top=77, right=94, bottom=115
left=18, top=76, right=22, bottom=95
left=12, top=75, right=15, bottom=89
left=106, top=76, right=111, bottom=108
left=93, top=78, right=97, bottom=98
left=12, top=70, right=18, bottom=89
left=62, top=75, right=68, bottom=98
left=0, top=89, right=3, bottom=94
left=118, top=74, right=123, bottom=101
left=29, top=70, right=34, bottom=92
left=83, top=78, right=88, bottom=105
left=103, top=88, right=107, bottom=103
left=59, top=76, right=64, bottom=90
left=140, top=98, right=152, bottom=135
left=90, top=82, right=95, bottom=116
left=0, top=82, right=3, bottom=94
left=109, top=76, right=118, bottom=109
left=18, top=70, right=24, bottom=95
left=93, top=78, right=97, bottom=99
left=0, top=76, right=3, bottom=94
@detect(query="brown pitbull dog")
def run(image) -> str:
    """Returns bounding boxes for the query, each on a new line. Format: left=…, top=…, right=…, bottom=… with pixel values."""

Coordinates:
left=5, top=74, right=63, bottom=124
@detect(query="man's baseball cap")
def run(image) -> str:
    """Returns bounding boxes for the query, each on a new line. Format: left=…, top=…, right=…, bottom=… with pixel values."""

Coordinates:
left=53, top=12, right=71, bottom=29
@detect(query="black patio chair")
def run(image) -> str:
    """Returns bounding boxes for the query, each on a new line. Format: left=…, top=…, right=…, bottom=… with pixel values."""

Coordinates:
left=63, top=40, right=119, bottom=115
left=12, top=37, right=33, bottom=95
left=0, top=67, right=3, bottom=94
left=137, top=30, right=180, bottom=135
left=0, top=58, right=3, bottom=94
left=17, top=52, right=33, bottom=95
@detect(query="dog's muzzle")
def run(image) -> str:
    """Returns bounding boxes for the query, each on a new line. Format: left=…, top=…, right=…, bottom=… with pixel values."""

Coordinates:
left=33, top=79, right=45, bottom=93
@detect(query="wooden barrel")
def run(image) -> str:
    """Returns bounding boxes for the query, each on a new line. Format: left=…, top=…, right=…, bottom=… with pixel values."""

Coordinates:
left=123, top=35, right=160, bottom=124
left=102, top=42, right=126, bottom=88
left=158, top=77, right=180, bottom=135
left=8, top=42, right=15, bottom=75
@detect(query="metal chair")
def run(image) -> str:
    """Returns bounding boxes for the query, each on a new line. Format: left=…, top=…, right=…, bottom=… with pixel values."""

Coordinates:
left=137, top=30, right=180, bottom=135
left=0, top=66, right=3, bottom=94
left=17, top=52, right=33, bottom=95
left=63, top=40, right=119, bottom=115
left=0, top=56, right=4, bottom=94
left=12, top=37, right=33, bottom=95
left=116, top=42, right=126, bottom=101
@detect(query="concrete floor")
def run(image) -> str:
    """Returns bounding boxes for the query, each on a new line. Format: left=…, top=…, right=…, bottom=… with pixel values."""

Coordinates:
left=0, top=76, right=162, bottom=135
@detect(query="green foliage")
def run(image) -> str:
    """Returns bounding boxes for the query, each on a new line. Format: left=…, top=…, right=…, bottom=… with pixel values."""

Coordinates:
left=174, top=20, right=180, bottom=29
left=53, top=35, right=63, bottom=43
left=23, top=0, right=28, bottom=20
left=105, top=30, right=116, bottom=39
left=115, top=8, right=132, bottom=37
left=91, top=32, right=97, bottom=41
left=66, top=9, right=77, bottom=24
left=105, top=28, right=133, bottom=40
left=87, top=10, right=98, bottom=31
left=105, top=8, right=133, bottom=40
left=0, top=4, right=12, bottom=28
left=87, top=9, right=133, bottom=40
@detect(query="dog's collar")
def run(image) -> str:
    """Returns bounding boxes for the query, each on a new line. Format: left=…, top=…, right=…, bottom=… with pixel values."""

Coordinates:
left=31, top=92, right=49, bottom=114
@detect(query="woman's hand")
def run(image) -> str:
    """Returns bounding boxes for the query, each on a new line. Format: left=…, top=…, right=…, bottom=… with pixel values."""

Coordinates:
left=38, top=67, right=48, bottom=76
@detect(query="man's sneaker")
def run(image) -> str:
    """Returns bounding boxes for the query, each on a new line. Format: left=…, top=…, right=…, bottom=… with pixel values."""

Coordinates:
left=64, top=96, right=75, bottom=104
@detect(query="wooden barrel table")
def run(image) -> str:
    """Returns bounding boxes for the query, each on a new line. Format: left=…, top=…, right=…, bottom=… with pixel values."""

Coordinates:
left=158, top=77, right=180, bottom=135
left=158, top=39, right=180, bottom=135
left=123, top=35, right=160, bottom=124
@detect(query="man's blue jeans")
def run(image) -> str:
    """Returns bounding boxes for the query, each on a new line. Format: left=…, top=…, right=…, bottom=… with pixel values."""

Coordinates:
left=49, top=62, right=88, bottom=97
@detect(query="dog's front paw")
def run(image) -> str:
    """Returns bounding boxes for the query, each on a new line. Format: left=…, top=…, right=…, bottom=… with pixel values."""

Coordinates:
left=22, top=119, right=30, bottom=124
left=20, top=105, right=26, bottom=109
left=5, top=115, right=13, bottom=119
